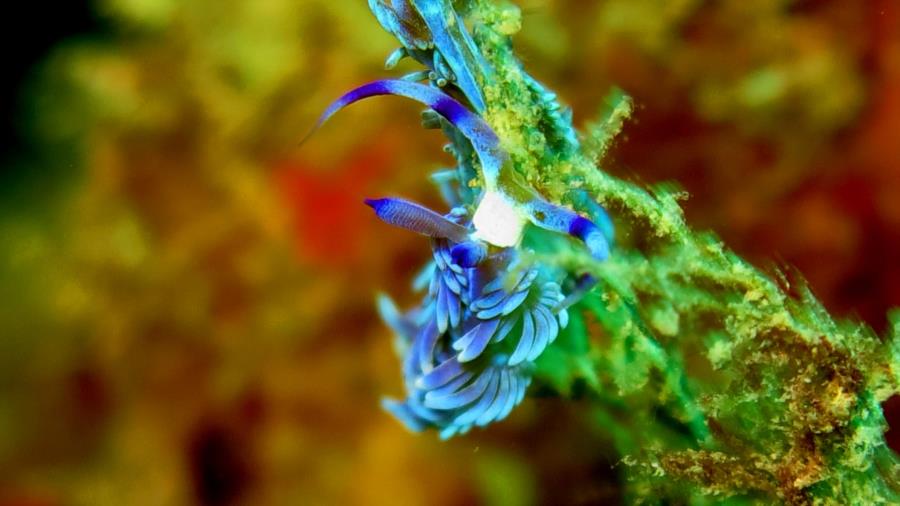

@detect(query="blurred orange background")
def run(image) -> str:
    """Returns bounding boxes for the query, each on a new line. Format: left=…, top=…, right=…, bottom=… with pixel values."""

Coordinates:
left=1, top=1, right=899, bottom=504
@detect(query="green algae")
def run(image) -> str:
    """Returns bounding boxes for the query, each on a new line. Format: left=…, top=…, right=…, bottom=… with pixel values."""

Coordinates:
left=454, top=0, right=900, bottom=503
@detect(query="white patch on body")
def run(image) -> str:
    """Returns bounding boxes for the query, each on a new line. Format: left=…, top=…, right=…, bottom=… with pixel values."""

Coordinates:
left=471, top=190, right=526, bottom=247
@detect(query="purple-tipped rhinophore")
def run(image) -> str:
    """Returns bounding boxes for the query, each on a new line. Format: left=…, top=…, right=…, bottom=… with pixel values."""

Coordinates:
left=308, top=79, right=612, bottom=262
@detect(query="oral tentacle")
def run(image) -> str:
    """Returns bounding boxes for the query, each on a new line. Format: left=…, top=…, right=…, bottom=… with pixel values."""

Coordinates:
left=365, top=197, right=470, bottom=242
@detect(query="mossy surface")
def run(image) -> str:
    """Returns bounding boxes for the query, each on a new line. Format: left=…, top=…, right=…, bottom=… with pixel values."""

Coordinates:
left=457, top=0, right=900, bottom=503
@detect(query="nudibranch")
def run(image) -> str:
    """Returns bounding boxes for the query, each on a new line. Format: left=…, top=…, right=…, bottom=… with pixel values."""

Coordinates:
left=307, top=78, right=614, bottom=438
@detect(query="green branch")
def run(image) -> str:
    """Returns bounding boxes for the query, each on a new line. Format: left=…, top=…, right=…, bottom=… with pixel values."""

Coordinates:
left=465, top=0, right=900, bottom=503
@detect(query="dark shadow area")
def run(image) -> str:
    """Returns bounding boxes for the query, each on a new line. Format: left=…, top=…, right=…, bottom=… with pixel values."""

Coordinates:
left=1, top=3, right=105, bottom=164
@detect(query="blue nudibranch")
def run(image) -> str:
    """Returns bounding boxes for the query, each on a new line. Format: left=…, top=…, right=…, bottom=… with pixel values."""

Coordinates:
left=308, top=9, right=613, bottom=436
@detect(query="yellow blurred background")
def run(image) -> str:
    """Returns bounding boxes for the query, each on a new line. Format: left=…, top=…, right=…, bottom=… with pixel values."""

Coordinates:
left=1, top=0, right=899, bottom=504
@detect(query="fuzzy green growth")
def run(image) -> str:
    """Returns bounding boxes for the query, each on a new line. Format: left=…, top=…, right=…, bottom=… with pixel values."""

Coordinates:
left=464, top=0, right=900, bottom=503
left=584, top=87, right=633, bottom=165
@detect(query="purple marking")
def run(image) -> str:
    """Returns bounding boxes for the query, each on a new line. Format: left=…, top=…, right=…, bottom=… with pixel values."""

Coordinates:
left=567, top=215, right=610, bottom=260
left=567, top=215, right=596, bottom=241
left=450, top=241, right=487, bottom=267
left=433, top=96, right=469, bottom=125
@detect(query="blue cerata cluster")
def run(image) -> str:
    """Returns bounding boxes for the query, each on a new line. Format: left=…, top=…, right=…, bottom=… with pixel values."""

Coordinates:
left=373, top=198, right=572, bottom=439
